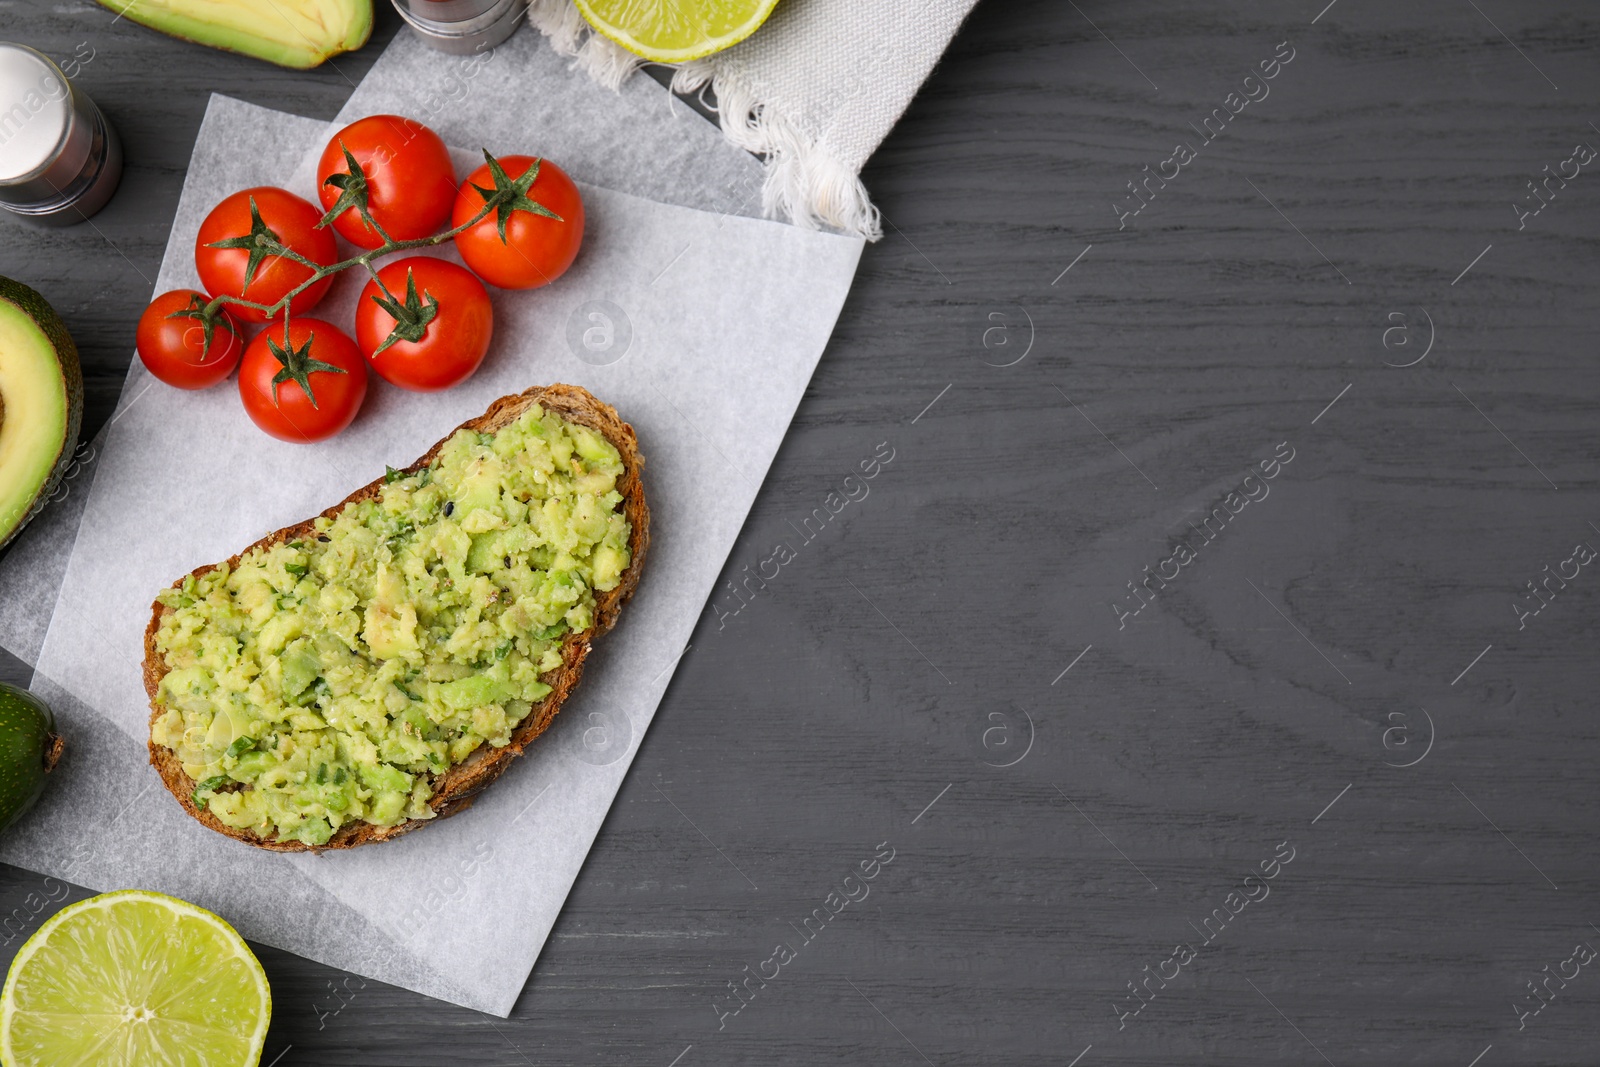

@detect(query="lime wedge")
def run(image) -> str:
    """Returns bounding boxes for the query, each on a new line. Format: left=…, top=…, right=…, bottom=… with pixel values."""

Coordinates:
left=0, top=889, right=271, bottom=1067
left=574, top=0, right=781, bottom=62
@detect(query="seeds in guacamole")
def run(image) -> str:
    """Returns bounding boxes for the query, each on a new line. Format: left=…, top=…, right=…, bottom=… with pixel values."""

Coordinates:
left=151, top=405, right=631, bottom=846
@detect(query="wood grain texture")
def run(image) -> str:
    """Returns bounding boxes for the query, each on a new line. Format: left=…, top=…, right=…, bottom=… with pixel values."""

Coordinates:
left=2, top=0, right=1599, bottom=1063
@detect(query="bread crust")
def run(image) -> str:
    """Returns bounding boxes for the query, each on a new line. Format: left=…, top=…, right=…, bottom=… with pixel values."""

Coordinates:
left=143, top=385, right=650, bottom=852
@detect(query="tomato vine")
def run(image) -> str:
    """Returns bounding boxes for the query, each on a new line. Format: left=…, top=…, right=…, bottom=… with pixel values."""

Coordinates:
left=194, top=148, right=556, bottom=347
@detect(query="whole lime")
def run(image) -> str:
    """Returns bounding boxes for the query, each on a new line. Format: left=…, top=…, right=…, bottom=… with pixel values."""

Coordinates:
left=0, top=683, right=63, bottom=834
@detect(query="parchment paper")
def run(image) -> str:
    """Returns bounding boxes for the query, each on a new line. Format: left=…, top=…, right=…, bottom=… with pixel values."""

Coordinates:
left=0, top=90, right=861, bottom=1014
left=0, top=434, right=95, bottom=668
left=0, top=23, right=766, bottom=667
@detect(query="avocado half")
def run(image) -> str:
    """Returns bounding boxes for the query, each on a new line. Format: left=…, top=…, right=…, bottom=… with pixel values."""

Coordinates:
left=0, top=683, right=64, bottom=836
left=0, top=276, right=82, bottom=553
left=95, top=0, right=373, bottom=70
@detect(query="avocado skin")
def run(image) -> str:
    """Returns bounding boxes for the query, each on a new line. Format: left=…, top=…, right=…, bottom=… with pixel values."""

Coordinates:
left=93, top=0, right=374, bottom=70
left=0, top=683, right=64, bottom=836
left=0, top=275, right=83, bottom=552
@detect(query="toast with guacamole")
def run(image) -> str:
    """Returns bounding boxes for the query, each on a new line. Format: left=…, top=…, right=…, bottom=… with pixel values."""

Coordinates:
left=143, top=385, right=649, bottom=851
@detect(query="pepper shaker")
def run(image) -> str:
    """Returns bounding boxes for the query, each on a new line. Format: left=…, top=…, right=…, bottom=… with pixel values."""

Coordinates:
left=0, top=42, right=122, bottom=225
left=391, top=0, right=528, bottom=55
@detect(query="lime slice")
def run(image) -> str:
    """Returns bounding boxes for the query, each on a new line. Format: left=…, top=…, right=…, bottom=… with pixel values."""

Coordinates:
left=574, top=0, right=782, bottom=62
left=0, top=890, right=271, bottom=1067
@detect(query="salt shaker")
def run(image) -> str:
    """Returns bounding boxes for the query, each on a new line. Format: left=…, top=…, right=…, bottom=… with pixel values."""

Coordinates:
left=391, top=0, right=528, bottom=55
left=0, top=42, right=122, bottom=225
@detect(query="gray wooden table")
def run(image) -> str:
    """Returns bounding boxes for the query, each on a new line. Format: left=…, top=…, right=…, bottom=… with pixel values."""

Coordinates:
left=3, top=1, right=1599, bottom=1063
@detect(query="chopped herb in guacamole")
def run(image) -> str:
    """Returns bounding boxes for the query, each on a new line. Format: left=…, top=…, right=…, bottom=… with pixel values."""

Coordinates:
left=151, top=405, right=631, bottom=847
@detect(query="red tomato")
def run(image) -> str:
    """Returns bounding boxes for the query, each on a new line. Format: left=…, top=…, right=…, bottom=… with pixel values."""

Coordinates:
left=135, top=289, right=243, bottom=390
left=451, top=155, right=584, bottom=290
left=195, top=187, right=338, bottom=324
left=316, top=115, right=457, bottom=249
left=355, top=257, right=493, bottom=392
left=238, top=319, right=367, bottom=443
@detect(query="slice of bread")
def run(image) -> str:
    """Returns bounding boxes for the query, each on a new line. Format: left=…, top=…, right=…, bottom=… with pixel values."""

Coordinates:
left=143, top=384, right=650, bottom=852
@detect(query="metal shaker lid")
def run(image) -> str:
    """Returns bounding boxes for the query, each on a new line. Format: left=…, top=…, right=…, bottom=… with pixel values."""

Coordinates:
left=0, top=43, right=73, bottom=185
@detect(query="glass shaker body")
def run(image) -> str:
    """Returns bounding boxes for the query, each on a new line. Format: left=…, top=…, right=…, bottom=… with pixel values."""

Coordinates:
left=391, top=0, right=528, bottom=55
left=0, top=42, right=122, bottom=225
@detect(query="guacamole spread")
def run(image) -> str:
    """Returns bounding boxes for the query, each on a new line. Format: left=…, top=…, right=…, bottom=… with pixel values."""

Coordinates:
left=151, top=405, right=631, bottom=846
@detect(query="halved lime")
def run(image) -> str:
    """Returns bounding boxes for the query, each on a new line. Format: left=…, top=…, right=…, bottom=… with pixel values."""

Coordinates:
left=0, top=889, right=271, bottom=1067
left=574, top=0, right=782, bottom=62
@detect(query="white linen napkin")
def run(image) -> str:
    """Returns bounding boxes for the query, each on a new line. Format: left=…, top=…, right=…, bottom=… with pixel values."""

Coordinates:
left=528, top=0, right=982, bottom=238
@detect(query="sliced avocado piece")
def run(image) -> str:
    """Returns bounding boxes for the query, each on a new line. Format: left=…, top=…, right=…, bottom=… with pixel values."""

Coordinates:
left=94, top=0, right=372, bottom=70
left=456, top=462, right=503, bottom=515
left=358, top=762, right=412, bottom=795
left=465, top=529, right=509, bottom=574
left=0, top=276, right=82, bottom=552
left=570, top=426, right=614, bottom=464
left=279, top=642, right=321, bottom=700
left=437, top=673, right=512, bottom=710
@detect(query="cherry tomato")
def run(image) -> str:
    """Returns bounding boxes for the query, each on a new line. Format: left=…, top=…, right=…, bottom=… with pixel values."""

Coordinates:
left=238, top=319, right=367, bottom=443
left=195, top=187, right=338, bottom=324
left=451, top=155, right=584, bottom=290
left=135, top=289, right=244, bottom=390
left=355, top=257, right=493, bottom=392
left=316, top=115, right=457, bottom=249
